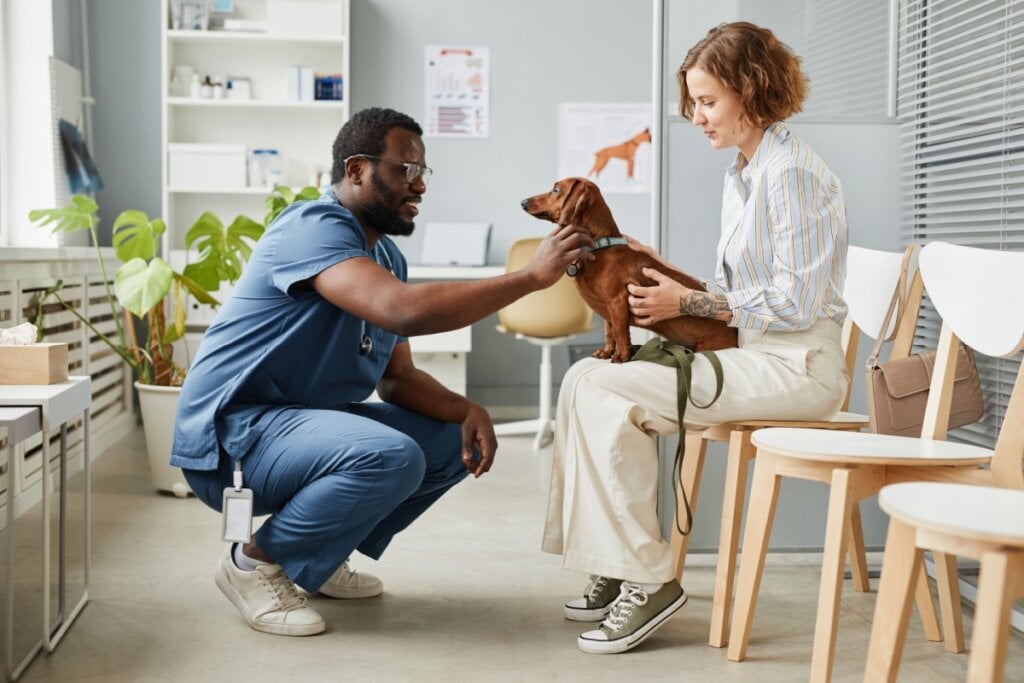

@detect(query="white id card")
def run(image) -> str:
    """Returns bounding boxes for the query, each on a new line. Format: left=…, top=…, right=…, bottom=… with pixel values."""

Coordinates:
left=222, top=487, right=254, bottom=543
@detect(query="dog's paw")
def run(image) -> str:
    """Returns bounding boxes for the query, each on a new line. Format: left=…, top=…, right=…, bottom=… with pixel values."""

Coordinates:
left=592, top=348, right=614, bottom=360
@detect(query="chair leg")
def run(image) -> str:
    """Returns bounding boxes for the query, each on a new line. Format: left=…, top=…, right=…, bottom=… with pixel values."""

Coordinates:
left=709, top=430, right=753, bottom=648
left=726, top=452, right=781, bottom=662
left=809, top=468, right=858, bottom=683
left=967, top=551, right=1024, bottom=683
left=532, top=344, right=554, bottom=450
left=865, top=518, right=922, bottom=683
left=934, top=551, right=965, bottom=653
left=914, top=564, right=942, bottom=642
left=846, top=502, right=870, bottom=592
left=670, top=432, right=707, bottom=583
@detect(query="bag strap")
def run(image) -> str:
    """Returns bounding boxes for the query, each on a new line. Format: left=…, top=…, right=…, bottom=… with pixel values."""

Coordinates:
left=866, top=284, right=901, bottom=370
left=630, top=339, right=725, bottom=535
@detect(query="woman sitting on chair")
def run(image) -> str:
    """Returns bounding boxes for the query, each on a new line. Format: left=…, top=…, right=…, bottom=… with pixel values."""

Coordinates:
left=542, top=21, right=851, bottom=654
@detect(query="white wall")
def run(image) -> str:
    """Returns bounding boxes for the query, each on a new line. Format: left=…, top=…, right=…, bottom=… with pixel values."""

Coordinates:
left=350, top=0, right=655, bottom=408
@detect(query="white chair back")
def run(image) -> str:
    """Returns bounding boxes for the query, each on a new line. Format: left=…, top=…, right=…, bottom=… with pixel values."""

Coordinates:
left=844, top=245, right=918, bottom=342
left=919, top=243, right=1024, bottom=359
left=919, top=242, right=1024, bottom=487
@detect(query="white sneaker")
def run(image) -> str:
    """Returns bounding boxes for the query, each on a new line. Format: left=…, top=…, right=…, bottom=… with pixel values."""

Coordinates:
left=318, top=559, right=384, bottom=599
left=214, top=554, right=325, bottom=636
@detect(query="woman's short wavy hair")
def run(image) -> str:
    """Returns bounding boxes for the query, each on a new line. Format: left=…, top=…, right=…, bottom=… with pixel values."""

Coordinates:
left=677, top=22, right=808, bottom=129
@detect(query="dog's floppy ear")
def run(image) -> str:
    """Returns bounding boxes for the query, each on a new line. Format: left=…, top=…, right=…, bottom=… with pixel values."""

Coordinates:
left=559, top=179, right=592, bottom=226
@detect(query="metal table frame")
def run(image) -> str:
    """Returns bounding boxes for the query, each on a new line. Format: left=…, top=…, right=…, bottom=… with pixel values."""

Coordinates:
left=0, top=377, right=91, bottom=679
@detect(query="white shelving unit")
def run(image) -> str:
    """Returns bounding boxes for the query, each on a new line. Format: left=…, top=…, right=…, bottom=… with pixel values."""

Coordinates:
left=159, top=0, right=350, bottom=254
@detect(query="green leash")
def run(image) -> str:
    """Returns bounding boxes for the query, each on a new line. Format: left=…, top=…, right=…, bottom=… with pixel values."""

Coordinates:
left=630, top=339, right=725, bottom=536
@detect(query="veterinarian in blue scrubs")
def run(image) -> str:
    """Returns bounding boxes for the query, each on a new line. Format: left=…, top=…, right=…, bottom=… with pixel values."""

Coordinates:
left=543, top=23, right=850, bottom=654
left=172, top=107, right=592, bottom=637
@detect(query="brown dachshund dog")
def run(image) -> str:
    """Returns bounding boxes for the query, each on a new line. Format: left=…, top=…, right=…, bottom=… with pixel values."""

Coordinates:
left=588, top=128, right=652, bottom=180
left=522, top=177, right=738, bottom=362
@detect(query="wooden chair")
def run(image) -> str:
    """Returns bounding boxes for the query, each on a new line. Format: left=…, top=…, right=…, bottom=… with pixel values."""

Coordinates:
left=867, top=483, right=1024, bottom=682
left=727, top=242, right=1023, bottom=682
left=669, top=244, right=934, bottom=648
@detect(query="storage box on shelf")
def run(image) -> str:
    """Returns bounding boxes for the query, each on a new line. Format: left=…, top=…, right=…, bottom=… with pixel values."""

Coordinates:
left=161, top=0, right=349, bottom=256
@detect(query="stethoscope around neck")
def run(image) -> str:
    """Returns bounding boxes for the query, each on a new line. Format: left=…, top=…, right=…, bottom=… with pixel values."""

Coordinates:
left=358, top=243, right=395, bottom=357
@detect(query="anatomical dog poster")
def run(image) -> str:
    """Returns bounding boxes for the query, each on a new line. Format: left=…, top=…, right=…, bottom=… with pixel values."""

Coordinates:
left=558, top=103, right=653, bottom=194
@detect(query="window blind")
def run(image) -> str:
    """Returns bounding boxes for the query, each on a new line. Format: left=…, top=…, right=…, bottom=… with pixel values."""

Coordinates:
left=898, top=0, right=1024, bottom=448
left=738, top=0, right=892, bottom=120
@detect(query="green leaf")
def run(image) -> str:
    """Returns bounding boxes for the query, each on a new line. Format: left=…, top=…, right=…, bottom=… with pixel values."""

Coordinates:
left=263, top=184, right=320, bottom=225
left=174, top=271, right=219, bottom=306
left=29, top=195, right=98, bottom=234
left=112, top=210, right=164, bottom=263
left=113, top=257, right=173, bottom=318
left=183, top=211, right=264, bottom=289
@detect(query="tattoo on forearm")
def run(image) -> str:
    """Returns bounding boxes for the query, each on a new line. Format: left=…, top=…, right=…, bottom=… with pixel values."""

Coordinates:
left=678, top=292, right=731, bottom=320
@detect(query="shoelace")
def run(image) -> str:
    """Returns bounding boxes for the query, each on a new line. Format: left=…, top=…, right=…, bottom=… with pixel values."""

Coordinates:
left=602, top=583, right=649, bottom=633
left=263, top=568, right=308, bottom=611
left=584, top=575, right=610, bottom=602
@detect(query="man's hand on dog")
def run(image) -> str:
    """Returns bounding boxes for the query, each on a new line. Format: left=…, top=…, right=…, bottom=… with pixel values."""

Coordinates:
left=525, top=224, right=595, bottom=287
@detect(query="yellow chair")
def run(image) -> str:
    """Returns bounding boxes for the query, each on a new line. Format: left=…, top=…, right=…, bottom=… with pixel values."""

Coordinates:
left=671, top=244, right=934, bottom=648
left=493, top=237, right=593, bottom=450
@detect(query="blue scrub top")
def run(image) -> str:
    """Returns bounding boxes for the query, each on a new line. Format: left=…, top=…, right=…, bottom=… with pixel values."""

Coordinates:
left=170, top=190, right=408, bottom=471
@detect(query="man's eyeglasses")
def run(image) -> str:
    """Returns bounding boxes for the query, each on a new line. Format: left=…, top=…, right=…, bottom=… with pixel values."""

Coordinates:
left=347, top=154, right=433, bottom=186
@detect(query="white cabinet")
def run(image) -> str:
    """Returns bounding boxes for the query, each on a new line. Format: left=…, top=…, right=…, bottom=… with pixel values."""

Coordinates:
left=160, top=0, right=350, bottom=253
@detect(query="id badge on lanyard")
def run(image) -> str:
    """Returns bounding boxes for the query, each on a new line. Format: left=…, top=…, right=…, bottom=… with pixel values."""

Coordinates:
left=222, top=460, right=254, bottom=543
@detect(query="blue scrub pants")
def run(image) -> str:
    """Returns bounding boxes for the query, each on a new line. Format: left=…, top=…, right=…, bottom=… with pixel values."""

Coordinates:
left=183, top=402, right=467, bottom=592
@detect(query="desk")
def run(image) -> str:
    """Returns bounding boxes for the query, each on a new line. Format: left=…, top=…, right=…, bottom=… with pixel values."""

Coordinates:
left=406, top=266, right=505, bottom=395
left=1, top=407, right=42, bottom=681
left=0, top=378, right=91, bottom=657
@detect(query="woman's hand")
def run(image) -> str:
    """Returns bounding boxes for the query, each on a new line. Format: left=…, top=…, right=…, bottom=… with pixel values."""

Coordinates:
left=625, top=235, right=673, bottom=270
left=629, top=267, right=733, bottom=324
left=627, top=267, right=690, bottom=325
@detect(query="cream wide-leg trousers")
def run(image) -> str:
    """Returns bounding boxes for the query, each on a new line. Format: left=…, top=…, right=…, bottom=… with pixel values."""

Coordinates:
left=541, top=318, right=849, bottom=583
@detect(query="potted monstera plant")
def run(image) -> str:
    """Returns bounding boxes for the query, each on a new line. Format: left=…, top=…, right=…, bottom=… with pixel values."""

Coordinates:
left=30, top=194, right=268, bottom=495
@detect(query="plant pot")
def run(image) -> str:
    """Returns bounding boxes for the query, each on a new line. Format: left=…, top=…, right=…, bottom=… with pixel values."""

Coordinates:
left=135, top=381, right=191, bottom=498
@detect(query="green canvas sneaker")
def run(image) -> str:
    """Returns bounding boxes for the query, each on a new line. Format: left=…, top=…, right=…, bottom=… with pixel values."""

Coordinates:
left=577, top=581, right=687, bottom=654
left=564, top=575, right=624, bottom=622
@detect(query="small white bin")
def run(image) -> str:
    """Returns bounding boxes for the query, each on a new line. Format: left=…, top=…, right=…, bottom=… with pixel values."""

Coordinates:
left=267, top=0, right=345, bottom=38
left=168, top=143, right=248, bottom=191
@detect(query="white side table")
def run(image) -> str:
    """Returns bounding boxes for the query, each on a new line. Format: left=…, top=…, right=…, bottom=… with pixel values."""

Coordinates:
left=1, top=406, right=42, bottom=681
left=0, top=378, right=91, bottom=656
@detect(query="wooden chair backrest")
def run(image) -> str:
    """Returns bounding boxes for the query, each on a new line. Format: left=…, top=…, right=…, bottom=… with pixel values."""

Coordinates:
left=918, top=242, right=1024, bottom=487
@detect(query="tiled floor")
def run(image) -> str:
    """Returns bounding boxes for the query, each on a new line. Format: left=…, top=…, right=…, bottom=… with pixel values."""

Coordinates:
left=12, top=427, right=1023, bottom=682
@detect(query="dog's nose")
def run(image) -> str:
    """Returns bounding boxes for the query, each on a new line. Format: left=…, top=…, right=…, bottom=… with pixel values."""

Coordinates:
left=520, top=198, right=529, bottom=209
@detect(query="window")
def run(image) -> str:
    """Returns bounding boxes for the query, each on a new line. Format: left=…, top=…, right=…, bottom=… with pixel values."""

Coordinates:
left=739, top=0, right=893, bottom=120
left=898, top=0, right=1024, bottom=447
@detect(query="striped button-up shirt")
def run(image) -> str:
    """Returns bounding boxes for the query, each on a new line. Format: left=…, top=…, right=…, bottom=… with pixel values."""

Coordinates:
left=706, top=122, right=848, bottom=331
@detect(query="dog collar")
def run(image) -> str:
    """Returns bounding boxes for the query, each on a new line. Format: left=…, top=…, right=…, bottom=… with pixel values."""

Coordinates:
left=567, top=236, right=629, bottom=277
left=583, top=236, right=629, bottom=253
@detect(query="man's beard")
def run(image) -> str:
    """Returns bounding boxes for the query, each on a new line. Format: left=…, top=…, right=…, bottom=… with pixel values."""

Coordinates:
left=363, top=170, right=416, bottom=237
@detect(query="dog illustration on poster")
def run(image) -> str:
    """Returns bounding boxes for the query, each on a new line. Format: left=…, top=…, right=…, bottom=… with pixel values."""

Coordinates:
left=588, top=127, right=652, bottom=181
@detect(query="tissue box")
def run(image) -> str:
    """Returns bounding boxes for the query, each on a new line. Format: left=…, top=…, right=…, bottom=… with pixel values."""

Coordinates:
left=0, top=343, right=69, bottom=385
